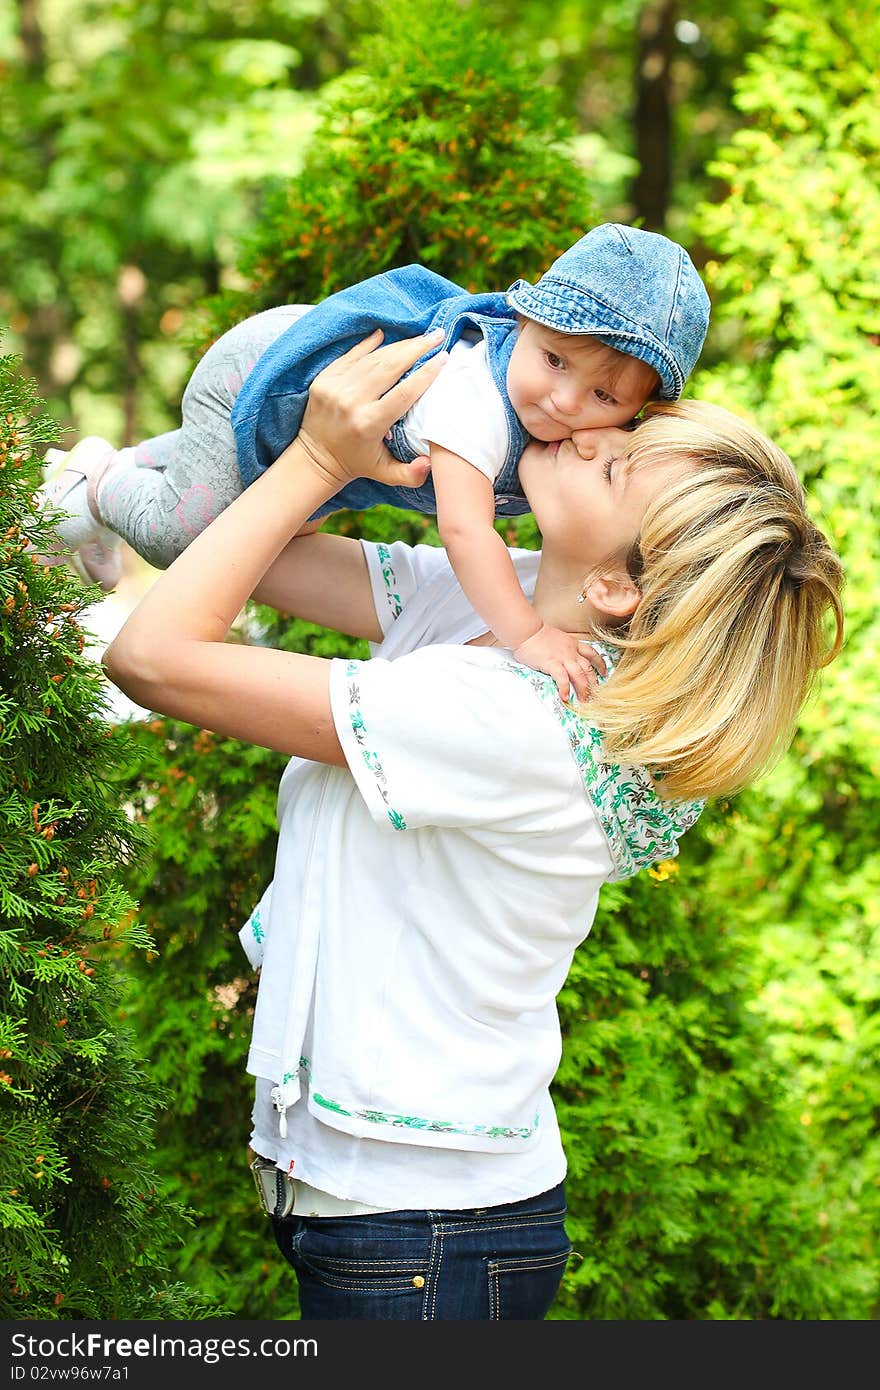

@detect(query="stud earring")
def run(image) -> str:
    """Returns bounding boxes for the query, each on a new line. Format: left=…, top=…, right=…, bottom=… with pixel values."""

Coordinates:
left=576, top=591, right=586, bottom=604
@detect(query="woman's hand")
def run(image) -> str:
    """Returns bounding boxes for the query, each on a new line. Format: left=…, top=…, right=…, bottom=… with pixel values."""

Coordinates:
left=104, top=327, right=448, bottom=762
left=296, top=327, right=448, bottom=491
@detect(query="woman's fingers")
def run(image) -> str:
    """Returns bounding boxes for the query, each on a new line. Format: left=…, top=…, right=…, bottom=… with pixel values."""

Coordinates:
left=318, top=327, right=385, bottom=374
left=367, top=326, right=445, bottom=382
left=373, top=347, right=449, bottom=428
left=324, top=327, right=443, bottom=387
left=309, top=329, right=447, bottom=437
left=354, top=329, right=447, bottom=412
left=300, top=328, right=449, bottom=487
left=343, top=327, right=387, bottom=363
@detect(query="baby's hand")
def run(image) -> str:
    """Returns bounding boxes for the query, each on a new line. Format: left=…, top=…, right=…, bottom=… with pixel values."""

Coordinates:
left=512, top=623, right=606, bottom=703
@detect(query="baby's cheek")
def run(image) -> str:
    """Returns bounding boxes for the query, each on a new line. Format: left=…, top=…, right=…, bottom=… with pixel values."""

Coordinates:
left=571, top=405, right=605, bottom=431
left=505, top=376, right=524, bottom=412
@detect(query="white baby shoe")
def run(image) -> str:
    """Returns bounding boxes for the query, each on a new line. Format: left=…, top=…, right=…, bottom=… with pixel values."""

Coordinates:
left=38, top=438, right=122, bottom=591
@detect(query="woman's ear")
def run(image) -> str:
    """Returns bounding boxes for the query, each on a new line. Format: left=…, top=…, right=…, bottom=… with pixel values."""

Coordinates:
left=584, top=572, right=641, bottom=620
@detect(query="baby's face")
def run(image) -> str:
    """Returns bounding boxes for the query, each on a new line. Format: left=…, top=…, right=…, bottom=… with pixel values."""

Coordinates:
left=506, top=320, right=659, bottom=441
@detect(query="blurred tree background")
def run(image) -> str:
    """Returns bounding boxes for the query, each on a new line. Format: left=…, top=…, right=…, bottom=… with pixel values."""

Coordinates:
left=1, top=0, right=877, bottom=1319
left=0, top=0, right=768, bottom=439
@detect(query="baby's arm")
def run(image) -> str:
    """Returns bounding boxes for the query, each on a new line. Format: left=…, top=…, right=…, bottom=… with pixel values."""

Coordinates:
left=430, top=445, right=597, bottom=702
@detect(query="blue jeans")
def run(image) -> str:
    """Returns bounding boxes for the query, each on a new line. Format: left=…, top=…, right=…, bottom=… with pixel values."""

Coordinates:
left=271, top=1182, right=571, bottom=1320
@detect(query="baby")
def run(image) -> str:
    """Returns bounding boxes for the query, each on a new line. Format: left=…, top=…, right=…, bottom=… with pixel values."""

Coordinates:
left=40, top=223, right=709, bottom=689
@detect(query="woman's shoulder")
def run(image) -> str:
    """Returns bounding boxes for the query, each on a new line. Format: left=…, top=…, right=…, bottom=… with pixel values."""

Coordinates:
left=441, top=652, right=706, bottom=881
left=333, top=642, right=704, bottom=878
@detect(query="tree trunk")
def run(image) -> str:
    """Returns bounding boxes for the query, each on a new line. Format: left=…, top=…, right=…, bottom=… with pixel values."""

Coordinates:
left=17, top=0, right=46, bottom=70
left=631, top=0, right=676, bottom=230
left=117, top=267, right=148, bottom=447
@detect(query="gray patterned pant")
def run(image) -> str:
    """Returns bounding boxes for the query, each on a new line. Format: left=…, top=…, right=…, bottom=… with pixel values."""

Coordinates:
left=99, top=304, right=312, bottom=569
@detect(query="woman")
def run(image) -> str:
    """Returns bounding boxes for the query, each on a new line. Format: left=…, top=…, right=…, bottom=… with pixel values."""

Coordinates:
left=103, top=331, right=844, bottom=1320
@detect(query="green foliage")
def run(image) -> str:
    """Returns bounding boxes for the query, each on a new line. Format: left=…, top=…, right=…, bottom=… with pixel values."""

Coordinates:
left=554, top=813, right=871, bottom=1318
left=472, top=0, right=771, bottom=235
left=0, top=346, right=216, bottom=1318
left=108, top=719, right=290, bottom=1316
left=204, top=0, right=597, bottom=337
left=0, top=0, right=369, bottom=436
left=689, top=0, right=880, bottom=1310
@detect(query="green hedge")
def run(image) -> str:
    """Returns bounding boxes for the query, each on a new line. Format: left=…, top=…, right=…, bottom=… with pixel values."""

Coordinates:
left=0, top=346, right=216, bottom=1318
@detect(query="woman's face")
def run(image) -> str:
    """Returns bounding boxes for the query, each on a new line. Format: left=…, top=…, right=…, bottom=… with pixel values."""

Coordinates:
left=519, top=427, right=679, bottom=573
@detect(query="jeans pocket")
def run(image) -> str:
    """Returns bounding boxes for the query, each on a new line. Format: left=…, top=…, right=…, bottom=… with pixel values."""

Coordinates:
left=288, top=1220, right=430, bottom=1318
left=487, top=1244, right=572, bottom=1320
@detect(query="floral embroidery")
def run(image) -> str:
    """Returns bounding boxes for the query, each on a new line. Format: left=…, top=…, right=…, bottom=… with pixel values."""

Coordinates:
left=280, top=1057, right=310, bottom=1087
left=311, top=1091, right=539, bottom=1141
left=247, top=905, right=264, bottom=944
left=376, top=543, right=403, bottom=621
left=290, top=1054, right=538, bottom=1139
left=501, top=658, right=704, bottom=881
left=345, top=660, right=408, bottom=829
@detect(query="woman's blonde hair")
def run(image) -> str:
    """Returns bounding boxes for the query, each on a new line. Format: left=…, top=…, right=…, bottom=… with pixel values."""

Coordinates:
left=588, top=400, right=845, bottom=801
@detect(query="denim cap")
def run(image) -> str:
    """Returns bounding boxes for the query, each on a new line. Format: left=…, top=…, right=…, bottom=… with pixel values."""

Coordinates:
left=506, top=223, right=710, bottom=400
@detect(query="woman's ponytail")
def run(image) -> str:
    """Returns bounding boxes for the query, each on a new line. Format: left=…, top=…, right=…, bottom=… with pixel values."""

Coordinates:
left=588, top=401, right=844, bottom=801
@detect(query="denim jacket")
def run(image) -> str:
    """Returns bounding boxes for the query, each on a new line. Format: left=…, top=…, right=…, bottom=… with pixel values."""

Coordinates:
left=230, top=265, right=531, bottom=519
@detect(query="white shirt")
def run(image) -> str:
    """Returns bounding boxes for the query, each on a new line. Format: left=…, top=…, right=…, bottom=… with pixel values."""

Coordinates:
left=399, top=334, right=509, bottom=480
left=243, top=541, right=703, bottom=1207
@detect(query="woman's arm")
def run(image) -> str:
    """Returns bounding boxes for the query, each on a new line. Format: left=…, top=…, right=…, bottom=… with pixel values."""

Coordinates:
left=103, top=329, right=446, bottom=760
left=251, top=530, right=382, bottom=641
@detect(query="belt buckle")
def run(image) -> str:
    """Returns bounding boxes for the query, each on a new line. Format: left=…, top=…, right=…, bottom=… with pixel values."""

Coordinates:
left=250, top=1155, right=295, bottom=1218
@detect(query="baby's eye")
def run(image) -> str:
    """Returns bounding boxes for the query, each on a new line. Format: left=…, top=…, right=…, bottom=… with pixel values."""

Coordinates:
left=602, top=456, right=618, bottom=481
left=544, top=351, right=565, bottom=370
left=595, top=388, right=617, bottom=405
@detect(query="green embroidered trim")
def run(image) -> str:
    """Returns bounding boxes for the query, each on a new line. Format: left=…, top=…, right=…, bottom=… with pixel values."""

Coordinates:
left=298, top=1053, right=537, bottom=1139
left=311, top=1091, right=539, bottom=1141
left=345, top=659, right=408, bottom=830
left=376, top=543, right=403, bottom=621
left=248, top=905, right=264, bottom=943
left=502, top=659, right=704, bottom=881
left=281, top=1057, right=310, bottom=1086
